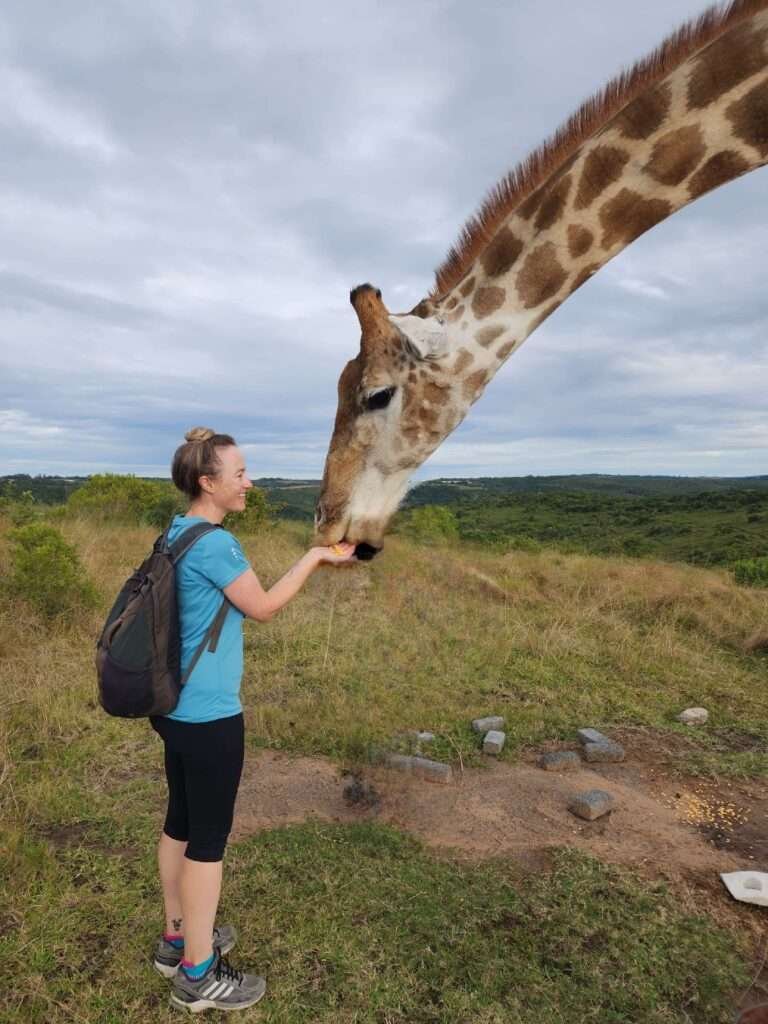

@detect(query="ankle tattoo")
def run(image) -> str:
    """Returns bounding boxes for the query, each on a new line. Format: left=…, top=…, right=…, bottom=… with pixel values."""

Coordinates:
left=172, top=917, right=183, bottom=933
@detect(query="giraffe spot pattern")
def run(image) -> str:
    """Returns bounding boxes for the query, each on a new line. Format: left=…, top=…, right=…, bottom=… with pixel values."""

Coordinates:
left=615, top=82, right=672, bottom=139
left=472, top=286, right=506, bottom=320
left=688, top=149, right=751, bottom=198
left=459, top=276, right=476, bottom=297
left=515, top=243, right=568, bottom=309
left=445, top=296, right=458, bottom=310
left=567, top=224, right=594, bottom=258
left=574, top=146, right=630, bottom=210
left=534, top=173, right=573, bottom=231
left=447, top=304, right=465, bottom=323
left=496, top=339, right=517, bottom=360
left=726, top=77, right=768, bottom=157
left=599, top=188, right=672, bottom=250
left=480, top=228, right=524, bottom=278
left=463, top=369, right=487, bottom=401
left=644, top=124, right=706, bottom=185
left=517, top=185, right=545, bottom=221
left=687, top=23, right=768, bottom=110
left=475, top=325, right=505, bottom=348
left=452, top=348, right=475, bottom=374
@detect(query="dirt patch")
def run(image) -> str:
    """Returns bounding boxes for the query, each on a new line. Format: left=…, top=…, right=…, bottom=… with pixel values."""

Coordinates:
left=36, top=821, right=139, bottom=860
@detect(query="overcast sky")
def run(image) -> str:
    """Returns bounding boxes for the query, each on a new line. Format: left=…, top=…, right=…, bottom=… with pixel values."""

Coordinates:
left=1, top=0, right=766, bottom=481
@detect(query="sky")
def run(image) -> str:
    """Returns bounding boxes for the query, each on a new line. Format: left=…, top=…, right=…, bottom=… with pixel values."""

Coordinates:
left=1, top=0, right=766, bottom=481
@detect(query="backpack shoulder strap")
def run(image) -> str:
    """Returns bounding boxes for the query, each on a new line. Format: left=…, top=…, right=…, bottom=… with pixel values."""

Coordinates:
left=168, top=522, right=223, bottom=564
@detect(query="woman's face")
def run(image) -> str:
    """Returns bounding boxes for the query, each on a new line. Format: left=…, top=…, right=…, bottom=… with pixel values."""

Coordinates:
left=204, top=444, right=252, bottom=512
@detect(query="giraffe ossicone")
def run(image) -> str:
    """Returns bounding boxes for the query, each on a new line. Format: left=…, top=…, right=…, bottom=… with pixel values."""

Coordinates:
left=316, top=0, right=768, bottom=556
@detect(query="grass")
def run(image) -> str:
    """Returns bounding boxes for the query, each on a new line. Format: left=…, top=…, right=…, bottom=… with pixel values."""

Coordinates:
left=1, top=513, right=767, bottom=1021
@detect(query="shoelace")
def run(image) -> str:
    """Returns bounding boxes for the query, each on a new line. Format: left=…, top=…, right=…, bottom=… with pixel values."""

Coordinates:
left=215, top=955, right=244, bottom=986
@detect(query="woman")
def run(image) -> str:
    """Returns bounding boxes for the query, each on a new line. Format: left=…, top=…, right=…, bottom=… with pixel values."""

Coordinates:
left=150, top=427, right=354, bottom=1013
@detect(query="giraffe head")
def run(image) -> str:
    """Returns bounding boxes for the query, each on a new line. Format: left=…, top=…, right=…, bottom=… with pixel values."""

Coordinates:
left=315, top=284, right=482, bottom=557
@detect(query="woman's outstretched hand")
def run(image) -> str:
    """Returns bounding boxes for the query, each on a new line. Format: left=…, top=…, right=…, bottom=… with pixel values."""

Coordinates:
left=313, top=542, right=357, bottom=565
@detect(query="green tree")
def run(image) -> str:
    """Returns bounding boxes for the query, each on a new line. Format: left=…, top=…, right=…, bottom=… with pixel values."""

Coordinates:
left=401, top=505, right=459, bottom=545
left=733, top=556, right=768, bottom=588
left=66, top=474, right=183, bottom=526
left=225, top=487, right=273, bottom=534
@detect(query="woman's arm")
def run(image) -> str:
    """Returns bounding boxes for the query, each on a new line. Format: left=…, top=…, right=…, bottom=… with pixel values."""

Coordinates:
left=224, top=544, right=355, bottom=622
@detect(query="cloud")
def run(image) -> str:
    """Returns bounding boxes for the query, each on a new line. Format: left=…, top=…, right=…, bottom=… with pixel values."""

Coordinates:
left=0, top=0, right=766, bottom=480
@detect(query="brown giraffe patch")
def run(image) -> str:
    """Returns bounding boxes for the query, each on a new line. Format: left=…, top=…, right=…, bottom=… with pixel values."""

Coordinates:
left=688, top=23, right=768, bottom=110
left=574, top=146, right=630, bottom=211
left=644, top=125, right=706, bottom=186
left=496, top=339, right=516, bottom=361
left=459, top=276, right=476, bottom=298
left=452, top=348, right=475, bottom=374
left=472, top=286, right=506, bottom=320
left=445, top=296, right=458, bottom=310
left=571, top=263, right=600, bottom=293
left=515, top=243, right=568, bottom=310
left=534, top=173, right=573, bottom=232
left=409, top=299, right=432, bottom=318
left=616, top=82, right=672, bottom=140
left=599, top=188, right=672, bottom=250
left=480, top=228, right=524, bottom=278
left=517, top=185, right=545, bottom=221
left=423, top=381, right=449, bottom=405
left=447, top=304, right=465, bottom=323
left=687, top=149, right=751, bottom=199
left=567, top=224, right=594, bottom=258
left=463, top=368, right=487, bottom=401
left=475, top=325, right=505, bottom=348
left=726, top=77, right=768, bottom=158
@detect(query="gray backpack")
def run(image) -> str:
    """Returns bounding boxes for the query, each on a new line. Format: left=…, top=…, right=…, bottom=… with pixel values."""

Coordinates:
left=96, top=523, right=230, bottom=718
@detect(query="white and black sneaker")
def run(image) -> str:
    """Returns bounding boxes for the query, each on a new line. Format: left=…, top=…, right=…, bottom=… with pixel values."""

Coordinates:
left=153, top=924, right=237, bottom=979
left=170, top=950, right=267, bottom=1014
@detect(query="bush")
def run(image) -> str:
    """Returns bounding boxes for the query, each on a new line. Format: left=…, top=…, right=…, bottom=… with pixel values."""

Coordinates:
left=733, top=556, right=768, bottom=588
left=66, top=474, right=183, bottom=527
left=4, top=523, right=99, bottom=620
left=225, top=487, right=274, bottom=534
left=0, top=482, right=39, bottom=526
left=400, top=505, right=459, bottom=545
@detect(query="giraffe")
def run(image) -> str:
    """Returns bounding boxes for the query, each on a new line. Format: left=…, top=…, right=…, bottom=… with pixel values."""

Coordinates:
left=315, top=0, right=768, bottom=558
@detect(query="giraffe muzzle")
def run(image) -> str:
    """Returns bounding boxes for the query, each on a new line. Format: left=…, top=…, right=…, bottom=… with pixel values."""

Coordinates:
left=353, top=542, right=381, bottom=561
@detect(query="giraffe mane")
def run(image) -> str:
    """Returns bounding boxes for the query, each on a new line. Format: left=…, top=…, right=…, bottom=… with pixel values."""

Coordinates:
left=430, top=0, right=768, bottom=299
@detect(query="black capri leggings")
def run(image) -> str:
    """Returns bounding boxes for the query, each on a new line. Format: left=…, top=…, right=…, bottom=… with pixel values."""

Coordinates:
left=150, top=713, right=244, bottom=862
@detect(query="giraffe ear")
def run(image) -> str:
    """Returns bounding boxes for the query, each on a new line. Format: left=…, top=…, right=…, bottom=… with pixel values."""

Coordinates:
left=389, top=314, right=449, bottom=361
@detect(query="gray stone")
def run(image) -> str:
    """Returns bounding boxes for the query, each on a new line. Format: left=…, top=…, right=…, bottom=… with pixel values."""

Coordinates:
left=483, top=730, right=506, bottom=755
left=583, top=740, right=625, bottom=763
left=386, top=753, right=453, bottom=784
left=472, top=716, right=505, bottom=734
left=343, top=777, right=380, bottom=810
left=569, top=789, right=615, bottom=821
left=677, top=707, right=708, bottom=725
left=539, top=751, right=581, bottom=772
left=577, top=728, right=611, bottom=746
left=416, top=731, right=435, bottom=744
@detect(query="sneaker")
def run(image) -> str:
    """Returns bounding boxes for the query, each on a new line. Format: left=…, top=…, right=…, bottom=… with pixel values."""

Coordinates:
left=170, top=950, right=267, bottom=1013
left=153, top=924, right=237, bottom=979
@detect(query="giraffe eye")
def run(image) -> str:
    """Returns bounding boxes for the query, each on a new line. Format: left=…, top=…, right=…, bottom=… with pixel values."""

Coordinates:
left=364, top=387, right=396, bottom=412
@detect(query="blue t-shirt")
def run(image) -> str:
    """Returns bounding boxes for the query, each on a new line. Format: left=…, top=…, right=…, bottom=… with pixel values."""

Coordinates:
left=166, top=515, right=250, bottom=723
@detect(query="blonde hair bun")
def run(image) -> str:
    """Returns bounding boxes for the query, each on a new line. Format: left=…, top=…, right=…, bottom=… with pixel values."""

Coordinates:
left=184, top=426, right=216, bottom=444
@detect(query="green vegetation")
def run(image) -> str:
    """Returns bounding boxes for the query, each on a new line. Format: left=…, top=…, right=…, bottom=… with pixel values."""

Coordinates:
left=64, top=473, right=184, bottom=527
left=398, top=504, right=459, bottom=544
left=3, top=522, right=98, bottom=620
left=733, top=555, right=768, bottom=589
left=1, top=514, right=766, bottom=1020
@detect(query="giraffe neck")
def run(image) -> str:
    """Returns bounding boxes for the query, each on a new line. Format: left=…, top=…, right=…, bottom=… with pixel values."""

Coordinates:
left=434, top=8, right=768, bottom=404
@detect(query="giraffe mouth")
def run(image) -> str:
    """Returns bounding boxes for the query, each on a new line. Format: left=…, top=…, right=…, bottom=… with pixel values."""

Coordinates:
left=353, top=542, right=381, bottom=561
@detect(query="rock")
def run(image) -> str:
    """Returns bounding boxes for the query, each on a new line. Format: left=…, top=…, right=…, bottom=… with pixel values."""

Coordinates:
left=677, top=707, right=708, bottom=725
left=416, top=731, right=435, bottom=744
left=483, top=730, right=506, bottom=755
left=472, top=715, right=505, bottom=734
left=539, top=751, right=581, bottom=772
left=385, top=753, right=453, bottom=784
left=583, top=740, right=625, bottom=763
left=577, top=728, right=611, bottom=746
left=569, top=789, right=615, bottom=821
